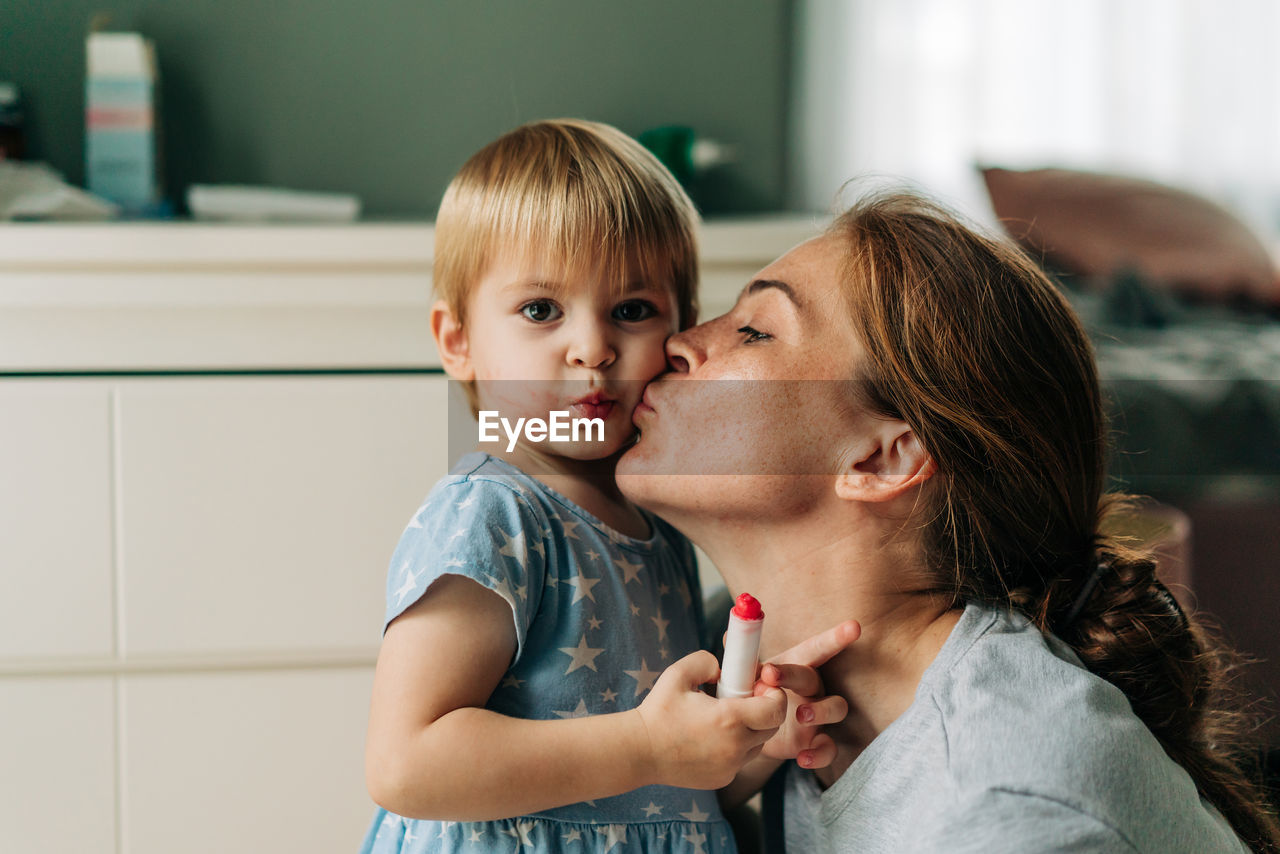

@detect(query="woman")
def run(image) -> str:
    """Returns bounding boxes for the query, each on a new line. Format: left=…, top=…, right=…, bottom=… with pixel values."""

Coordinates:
left=618, top=191, right=1279, bottom=852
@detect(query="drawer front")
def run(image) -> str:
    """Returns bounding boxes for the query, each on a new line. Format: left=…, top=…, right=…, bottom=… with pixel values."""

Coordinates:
left=121, top=668, right=375, bottom=854
left=0, top=677, right=118, bottom=851
left=0, top=381, right=115, bottom=660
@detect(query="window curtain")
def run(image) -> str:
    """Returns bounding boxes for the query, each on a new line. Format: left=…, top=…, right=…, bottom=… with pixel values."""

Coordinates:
left=789, top=0, right=1280, bottom=237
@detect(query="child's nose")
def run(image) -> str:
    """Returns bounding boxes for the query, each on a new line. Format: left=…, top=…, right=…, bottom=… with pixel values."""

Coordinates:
left=566, top=321, right=616, bottom=369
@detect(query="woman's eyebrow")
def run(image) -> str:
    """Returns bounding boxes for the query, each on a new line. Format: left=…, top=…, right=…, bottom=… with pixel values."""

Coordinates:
left=742, top=278, right=804, bottom=311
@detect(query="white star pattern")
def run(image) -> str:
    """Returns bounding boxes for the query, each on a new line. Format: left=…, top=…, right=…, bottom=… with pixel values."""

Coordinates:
left=485, top=573, right=514, bottom=605
left=389, top=465, right=720, bottom=852
left=566, top=571, right=601, bottom=604
left=623, top=659, right=661, bottom=697
left=617, top=555, right=643, bottom=585
left=602, top=824, right=628, bottom=852
left=553, top=698, right=591, bottom=719
left=558, top=635, right=605, bottom=674
left=375, top=812, right=400, bottom=839
left=497, top=528, right=526, bottom=563
left=502, top=820, right=536, bottom=844
left=394, top=565, right=420, bottom=608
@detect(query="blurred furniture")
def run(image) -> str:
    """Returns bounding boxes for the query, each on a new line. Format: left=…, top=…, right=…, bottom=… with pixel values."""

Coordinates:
left=983, top=166, right=1280, bottom=740
left=0, top=216, right=821, bottom=854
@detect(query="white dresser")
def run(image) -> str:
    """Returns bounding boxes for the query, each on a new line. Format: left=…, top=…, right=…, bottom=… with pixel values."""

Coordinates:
left=0, top=216, right=824, bottom=854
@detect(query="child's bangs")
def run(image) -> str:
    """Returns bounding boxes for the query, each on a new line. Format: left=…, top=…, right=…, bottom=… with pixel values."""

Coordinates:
left=484, top=168, right=687, bottom=302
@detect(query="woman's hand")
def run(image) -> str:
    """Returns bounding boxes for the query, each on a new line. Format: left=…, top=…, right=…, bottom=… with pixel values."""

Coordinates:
left=754, top=619, right=861, bottom=769
left=634, top=649, right=788, bottom=790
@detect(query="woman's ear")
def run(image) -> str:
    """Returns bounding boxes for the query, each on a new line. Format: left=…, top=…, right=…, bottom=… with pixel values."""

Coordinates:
left=430, top=300, right=474, bottom=381
left=834, top=422, right=936, bottom=503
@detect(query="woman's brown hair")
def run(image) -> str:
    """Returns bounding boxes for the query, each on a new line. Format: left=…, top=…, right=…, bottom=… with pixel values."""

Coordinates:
left=830, top=189, right=1278, bottom=851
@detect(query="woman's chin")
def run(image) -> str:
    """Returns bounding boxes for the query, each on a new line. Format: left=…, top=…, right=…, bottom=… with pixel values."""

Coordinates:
left=615, top=438, right=669, bottom=499
left=616, top=436, right=653, bottom=477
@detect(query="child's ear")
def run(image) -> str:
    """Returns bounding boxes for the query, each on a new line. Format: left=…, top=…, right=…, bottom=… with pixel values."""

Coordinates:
left=430, top=300, right=474, bottom=381
left=833, top=422, right=936, bottom=503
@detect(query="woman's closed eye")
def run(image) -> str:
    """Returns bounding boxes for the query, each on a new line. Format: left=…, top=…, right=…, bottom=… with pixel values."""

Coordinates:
left=738, top=325, right=772, bottom=343
left=519, top=299, right=562, bottom=323
left=612, top=299, right=660, bottom=323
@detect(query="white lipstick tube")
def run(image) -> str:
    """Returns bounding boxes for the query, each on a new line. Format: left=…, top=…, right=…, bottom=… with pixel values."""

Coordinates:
left=717, top=601, right=764, bottom=699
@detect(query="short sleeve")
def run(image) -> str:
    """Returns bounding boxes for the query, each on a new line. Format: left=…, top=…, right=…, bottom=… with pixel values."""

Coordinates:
left=383, top=476, right=547, bottom=662
left=905, top=788, right=1139, bottom=854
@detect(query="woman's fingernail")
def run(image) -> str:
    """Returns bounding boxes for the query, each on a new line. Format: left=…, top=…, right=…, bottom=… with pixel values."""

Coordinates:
left=797, top=705, right=815, bottom=723
left=798, top=751, right=813, bottom=768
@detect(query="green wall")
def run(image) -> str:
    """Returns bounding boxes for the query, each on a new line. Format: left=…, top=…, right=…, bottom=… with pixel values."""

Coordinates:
left=0, top=1, right=793, bottom=217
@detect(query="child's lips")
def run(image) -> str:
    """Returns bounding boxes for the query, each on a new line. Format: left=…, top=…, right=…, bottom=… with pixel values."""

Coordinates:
left=569, top=392, right=616, bottom=421
left=571, top=400, right=615, bottom=420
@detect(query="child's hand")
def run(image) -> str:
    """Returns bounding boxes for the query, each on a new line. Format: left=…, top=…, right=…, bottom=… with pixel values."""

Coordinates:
left=634, top=650, right=787, bottom=790
left=754, top=619, right=860, bottom=769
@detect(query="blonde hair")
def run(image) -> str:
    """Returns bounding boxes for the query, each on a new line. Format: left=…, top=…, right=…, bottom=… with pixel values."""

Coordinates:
left=434, top=119, right=700, bottom=333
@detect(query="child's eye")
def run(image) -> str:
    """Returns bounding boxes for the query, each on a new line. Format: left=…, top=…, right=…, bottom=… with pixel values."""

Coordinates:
left=520, top=300, right=562, bottom=323
left=738, top=325, right=771, bottom=343
left=612, top=300, right=659, bottom=323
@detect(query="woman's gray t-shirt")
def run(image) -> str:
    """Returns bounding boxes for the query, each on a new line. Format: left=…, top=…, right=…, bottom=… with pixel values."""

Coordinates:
left=782, top=601, right=1248, bottom=853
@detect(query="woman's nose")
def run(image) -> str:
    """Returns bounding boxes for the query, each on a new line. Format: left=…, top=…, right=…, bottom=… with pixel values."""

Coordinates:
left=664, top=325, right=706, bottom=374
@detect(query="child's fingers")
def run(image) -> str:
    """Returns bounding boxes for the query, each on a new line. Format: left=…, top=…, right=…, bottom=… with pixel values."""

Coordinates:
left=758, top=661, right=823, bottom=698
left=734, top=688, right=787, bottom=733
left=667, top=649, right=720, bottom=689
left=795, top=694, right=849, bottom=727
left=771, top=619, right=861, bottom=670
left=796, top=733, right=838, bottom=770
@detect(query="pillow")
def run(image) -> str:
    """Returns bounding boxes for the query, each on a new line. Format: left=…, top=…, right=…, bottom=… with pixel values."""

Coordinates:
left=980, top=166, right=1280, bottom=305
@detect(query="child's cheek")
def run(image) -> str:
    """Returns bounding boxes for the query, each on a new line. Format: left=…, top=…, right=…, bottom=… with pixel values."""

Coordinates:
left=639, top=330, right=674, bottom=380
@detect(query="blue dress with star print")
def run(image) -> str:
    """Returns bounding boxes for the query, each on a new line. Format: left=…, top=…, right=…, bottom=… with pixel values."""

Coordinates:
left=359, top=453, right=736, bottom=854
